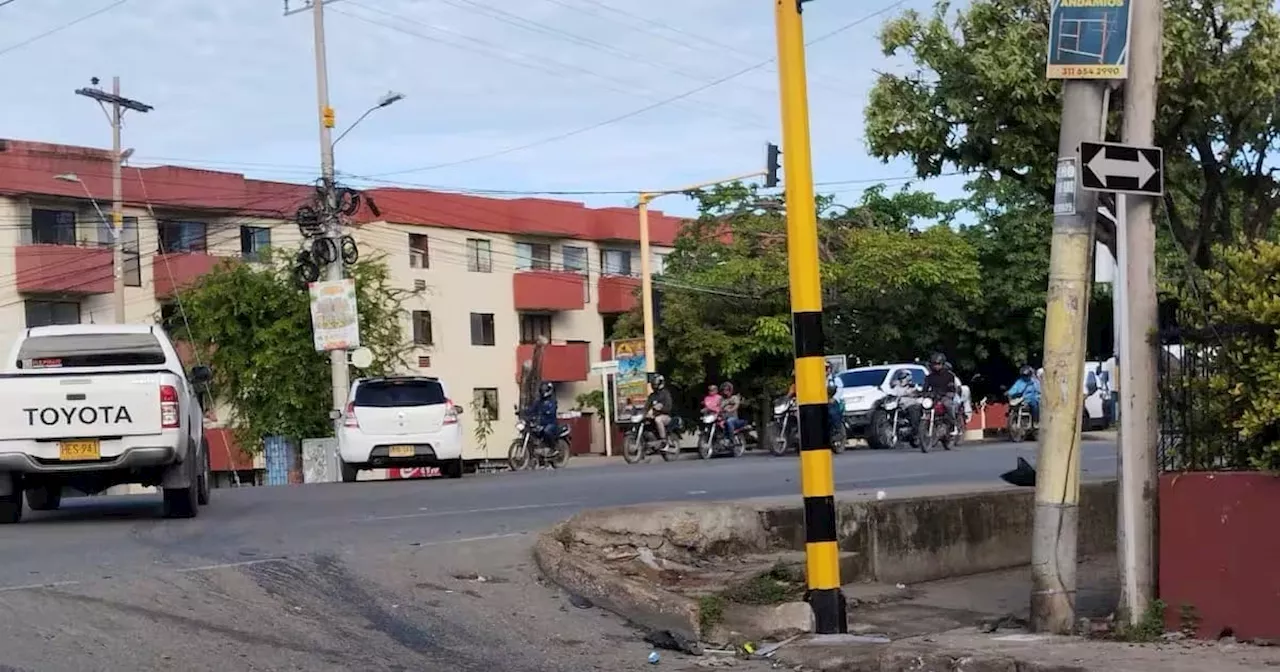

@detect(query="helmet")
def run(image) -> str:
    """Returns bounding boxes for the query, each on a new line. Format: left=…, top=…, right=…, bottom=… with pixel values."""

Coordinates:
left=719, top=381, right=734, bottom=395
left=1020, top=365, right=1034, bottom=378
left=893, top=370, right=913, bottom=384
left=651, top=374, right=666, bottom=390
left=928, top=352, right=947, bottom=369
left=826, top=379, right=837, bottom=397
left=539, top=381, right=554, bottom=398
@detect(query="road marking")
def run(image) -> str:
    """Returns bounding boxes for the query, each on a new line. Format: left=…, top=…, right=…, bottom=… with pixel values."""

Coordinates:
left=175, top=557, right=289, bottom=573
left=0, top=580, right=80, bottom=593
left=835, top=472, right=932, bottom=487
left=412, top=532, right=528, bottom=547
left=356, top=501, right=581, bottom=523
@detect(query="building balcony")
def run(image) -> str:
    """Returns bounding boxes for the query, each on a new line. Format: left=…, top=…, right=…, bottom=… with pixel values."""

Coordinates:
left=597, top=275, right=640, bottom=314
left=512, top=270, right=586, bottom=311
left=515, top=341, right=590, bottom=383
left=154, top=252, right=230, bottom=299
left=15, top=244, right=115, bottom=295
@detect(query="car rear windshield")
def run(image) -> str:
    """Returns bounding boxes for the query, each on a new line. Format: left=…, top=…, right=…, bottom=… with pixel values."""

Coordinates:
left=354, top=379, right=446, bottom=407
left=839, top=368, right=889, bottom=388
left=16, top=333, right=167, bottom=369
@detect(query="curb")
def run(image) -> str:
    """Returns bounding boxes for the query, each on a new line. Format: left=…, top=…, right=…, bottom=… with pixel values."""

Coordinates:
left=532, top=524, right=702, bottom=640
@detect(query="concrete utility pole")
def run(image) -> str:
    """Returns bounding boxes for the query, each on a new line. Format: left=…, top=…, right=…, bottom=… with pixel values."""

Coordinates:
left=637, top=170, right=764, bottom=374
left=1116, top=0, right=1162, bottom=626
left=773, top=0, right=846, bottom=634
left=75, top=77, right=152, bottom=324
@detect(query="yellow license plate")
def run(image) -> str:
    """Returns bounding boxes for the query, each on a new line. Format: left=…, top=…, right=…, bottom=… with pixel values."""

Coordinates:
left=59, top=439, right=101, bottom=461
left=388, top=445, right=416, bottom=458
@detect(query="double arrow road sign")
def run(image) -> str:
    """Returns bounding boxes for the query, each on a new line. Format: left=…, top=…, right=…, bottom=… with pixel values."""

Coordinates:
left=1080, top=141, right=1164, bottom=196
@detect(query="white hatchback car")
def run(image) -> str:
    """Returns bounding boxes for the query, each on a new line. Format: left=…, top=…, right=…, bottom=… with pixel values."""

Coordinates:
left=337, top=376, right=465, bottom=482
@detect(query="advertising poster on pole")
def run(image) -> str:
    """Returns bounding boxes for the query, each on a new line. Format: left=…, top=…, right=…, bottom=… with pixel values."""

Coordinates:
left=1046, top=0, right=1133, bottom=80
left=611, top=338, right=648, bottom=422
left=308, top=279, right=360, bottom=352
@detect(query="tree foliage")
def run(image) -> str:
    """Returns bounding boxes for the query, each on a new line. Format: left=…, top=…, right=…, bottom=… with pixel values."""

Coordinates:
left=864, top=0, right=1280, bottom=264
left=168, top=251, right=418, bottom=450
left=616, top=184, right=982, bottom=399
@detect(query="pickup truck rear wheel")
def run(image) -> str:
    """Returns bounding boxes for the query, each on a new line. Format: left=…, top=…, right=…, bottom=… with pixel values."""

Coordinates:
left=0, top=494, right=21, bottom=524
left=25, top=485, right=61, bottom=511
left=162, top=456, right=199, bottom=519
left=197, top=439, right=212, bottom=506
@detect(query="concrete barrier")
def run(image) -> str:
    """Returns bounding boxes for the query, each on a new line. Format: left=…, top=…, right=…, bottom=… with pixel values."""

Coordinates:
left=535, top=481, right=1118, bottom=639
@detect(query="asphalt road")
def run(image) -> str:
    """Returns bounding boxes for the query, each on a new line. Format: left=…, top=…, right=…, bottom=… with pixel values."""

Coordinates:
left=0, top=439, right=1116, bottom=671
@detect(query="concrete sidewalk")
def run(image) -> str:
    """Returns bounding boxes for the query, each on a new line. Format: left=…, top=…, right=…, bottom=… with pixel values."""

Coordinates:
left=777, top=555, right=1280, bottom=671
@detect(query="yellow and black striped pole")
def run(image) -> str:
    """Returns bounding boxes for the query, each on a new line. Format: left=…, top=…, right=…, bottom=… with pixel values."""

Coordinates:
left=774, top=0, right=846, bottom=634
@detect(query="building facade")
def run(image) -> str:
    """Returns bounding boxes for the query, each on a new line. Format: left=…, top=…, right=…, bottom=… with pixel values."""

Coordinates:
left=0, top=138, right=682, bottom=469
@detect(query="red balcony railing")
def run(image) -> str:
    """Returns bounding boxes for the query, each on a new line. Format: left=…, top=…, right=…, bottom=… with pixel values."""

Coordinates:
left=153, top=252, right=229, bottom=298
left=515, top=341, right=590, bottom=383
left=597, top=275, right=640, bottom=314
left=15, top=244, right=114, bottom=295
left=513, top=270, right=586, bottom=311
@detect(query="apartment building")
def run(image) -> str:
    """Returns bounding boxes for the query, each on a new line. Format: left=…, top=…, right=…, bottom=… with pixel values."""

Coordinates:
left=0, top=138, right=682, bottom=468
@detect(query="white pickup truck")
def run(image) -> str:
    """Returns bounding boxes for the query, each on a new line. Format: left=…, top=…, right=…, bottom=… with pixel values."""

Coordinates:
left=0, top=324, right=212, bottom=523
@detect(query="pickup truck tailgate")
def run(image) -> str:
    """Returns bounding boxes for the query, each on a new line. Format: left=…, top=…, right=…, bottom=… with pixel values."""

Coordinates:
left=0, top=373, right=165, bottom=441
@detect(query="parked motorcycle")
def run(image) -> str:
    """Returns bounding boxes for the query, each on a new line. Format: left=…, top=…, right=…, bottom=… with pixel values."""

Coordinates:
left=867, top=394, right=918, bottom=451
left=623, top=411, right=684, bottom=464
left=917, top=396, right=956, bottom=453
left=507, top=414, right=571, bottom=470
left=697, top=410, right=747, bottom=459
left=767, top=397, right=799, bottom=456
left=1007, top=396, right=1037, bottom=443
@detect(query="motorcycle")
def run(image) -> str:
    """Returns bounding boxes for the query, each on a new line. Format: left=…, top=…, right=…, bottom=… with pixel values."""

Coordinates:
left=507, top=414, right=571, bottom=470
left=768, top=397, right=799, bottom=456
left=623, top=411, right=684, bottom=464
left=697, top=410, right=747, bottom=459
left=1007, top=396, right=1037, bottom=442
left=868, top=393, right=919, bottom=450
left=917, top=396, right=956, bottom=453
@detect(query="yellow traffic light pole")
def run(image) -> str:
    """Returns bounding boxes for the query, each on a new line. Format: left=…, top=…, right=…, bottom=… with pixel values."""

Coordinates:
left=774, top=0, right=845, bottom=634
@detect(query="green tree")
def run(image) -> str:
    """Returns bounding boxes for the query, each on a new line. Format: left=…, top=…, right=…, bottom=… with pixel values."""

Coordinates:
left=618, top=183, right=981, bottom=398
left=864, top=0, right=1280, bottom=265
left=168, top=251, right=419, bottom=450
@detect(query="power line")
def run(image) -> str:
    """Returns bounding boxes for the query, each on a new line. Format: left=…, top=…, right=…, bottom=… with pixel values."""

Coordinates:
left=0, top=0, right=132, bottom=58
left=365, top=0, right=909, bottom=177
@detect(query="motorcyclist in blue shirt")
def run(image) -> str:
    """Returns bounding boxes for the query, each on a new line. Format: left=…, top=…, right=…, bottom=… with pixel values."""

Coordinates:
left=1007, top=365, right=1041, bottom=424
left=526, top=381, right=560, bottom=444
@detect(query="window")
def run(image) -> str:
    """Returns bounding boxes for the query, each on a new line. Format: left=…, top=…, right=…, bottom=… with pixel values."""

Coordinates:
left=519, top=313, right=552, bottom=344
left=417, top=355, right=432, bottom=368
left=29, top=208, right=76, bottom=245
left=159, top=220, right=207, bottom=253
left=466, top=238, right=492, bottom=273
left=473, top=388, right=499, bottom=421
left=652, top=252, right=668, bottom=275
left=17, top=333, right=165, bottom=369
left=469, top=312, right=496, bottom=346
left=413, top=279, right=427, bottom=292
left=240, top=225, right=271, bottom=261
left=602, top=314, right=621, bottom=341
left=409, top=234, right=429, bottom=269
left=563, top=246, right=588, bottom=274
left=839, top=368, right=889, bottom=388
left=24, top=300, right=79, bottom=328
left=353, top=378, right=447, bottom=408
left=412, top=310, right=433, bottom=346
left=97, top=216, right=143, bottom=287
left=159, top=303, right=184, bottom=335
left=515, top=242, right=552, bottom=271
left=601, top=249, right=632, bottom=276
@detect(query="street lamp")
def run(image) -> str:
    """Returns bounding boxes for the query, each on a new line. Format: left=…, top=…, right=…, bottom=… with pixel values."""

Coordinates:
left=332, top=91, right=405, bottom=148
left=53, top=173, right=112, bottom=239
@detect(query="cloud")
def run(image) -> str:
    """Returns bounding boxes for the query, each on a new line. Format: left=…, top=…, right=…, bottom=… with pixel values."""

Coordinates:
left=0, top=0, right=960, bottom=216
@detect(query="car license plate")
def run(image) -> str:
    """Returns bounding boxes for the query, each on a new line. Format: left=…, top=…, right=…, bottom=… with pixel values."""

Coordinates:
left=388, top=445, right=415, bottom=458
left=59, top=439, right=100, bottom=461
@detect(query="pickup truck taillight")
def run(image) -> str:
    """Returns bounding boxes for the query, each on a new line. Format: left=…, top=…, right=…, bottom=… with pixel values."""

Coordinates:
left=444, top=398, right=458, bottom=425
left=343, top=402, right=359, bottom=428
left=160, top=384, right=180, bottom=428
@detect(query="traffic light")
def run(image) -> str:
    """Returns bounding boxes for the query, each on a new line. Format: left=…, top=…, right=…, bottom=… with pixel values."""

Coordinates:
left=765, top=142, right=781, bottom=188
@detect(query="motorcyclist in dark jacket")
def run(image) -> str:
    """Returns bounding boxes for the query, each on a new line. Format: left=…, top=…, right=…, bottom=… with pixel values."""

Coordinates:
left=922, top=352, right=960, bottom=425
left=645, top=374, right=674, bottom=440
left=525, top=381, right=559, bottom=444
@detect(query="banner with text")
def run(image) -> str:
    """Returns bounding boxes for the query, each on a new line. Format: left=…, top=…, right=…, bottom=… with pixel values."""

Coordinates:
left=612, top=338, right=648, bottom=422
left=308, top=279, right=361, bottom=352
left=1046, top=0, right=1132, bottom=80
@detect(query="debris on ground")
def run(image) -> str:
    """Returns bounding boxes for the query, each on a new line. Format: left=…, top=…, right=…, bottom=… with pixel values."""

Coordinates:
left=644, top=629, right=705, bottom=655
left=567, top=593, right=594, bottom=609
left=978, top=613, right=1028, bottom=633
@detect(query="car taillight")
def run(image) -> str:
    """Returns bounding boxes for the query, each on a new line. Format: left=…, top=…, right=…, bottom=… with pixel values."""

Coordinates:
left=160, top=384, right=180, bottom=429
left=343, top=402, right=359, bottom=428
left=444, top=398, right=458, bottom=425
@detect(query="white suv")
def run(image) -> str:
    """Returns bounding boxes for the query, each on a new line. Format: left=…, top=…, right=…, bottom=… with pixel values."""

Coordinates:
left=337, top=376, right=465, bottom=482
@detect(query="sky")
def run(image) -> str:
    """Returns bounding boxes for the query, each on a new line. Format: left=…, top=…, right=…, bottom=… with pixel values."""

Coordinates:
left=0, top=0, right=967, bottom=217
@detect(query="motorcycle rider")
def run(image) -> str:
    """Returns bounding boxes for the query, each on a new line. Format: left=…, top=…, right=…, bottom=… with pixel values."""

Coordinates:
left=720, top=381, right=746, bottom=436
left=645, top=374, right=674, bottom=442
left=923, top=352, right=961, bottom=428
left=827, top=378, right=845, bottom=444
left=1007, top=365, right=1042, bottom=424
left=526, top=381, right=560, bottom=446
left=702, top=384, right=722, bottom=415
